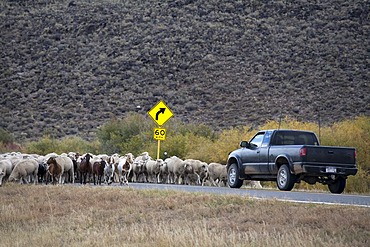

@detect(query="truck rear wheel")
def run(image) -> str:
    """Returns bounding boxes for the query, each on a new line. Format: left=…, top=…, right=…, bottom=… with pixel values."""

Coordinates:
left=227, top=163, right=243, bottom=188
left=276, top=164, right=296, bottom=191
left=328, top=177, right=346, bottom=194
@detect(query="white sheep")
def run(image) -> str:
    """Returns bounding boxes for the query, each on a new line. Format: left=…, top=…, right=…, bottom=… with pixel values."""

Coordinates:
left=166, top=156, right=189, bottom=184
left=0, top=159, right=13, bottom=186
left=8, top=158, right=39, bottom=184
left=131, top=152, right=151, bottom=182
left=158, top=160, right=169, bottom=184
left=145, top=159, right=164, bottom=183
left=183, top=159, right=208, bottom=186
left=207, top=162, right=227, bottom=187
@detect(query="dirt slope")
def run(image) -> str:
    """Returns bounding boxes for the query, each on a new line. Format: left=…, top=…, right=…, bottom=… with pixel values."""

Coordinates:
left=0, top=0, right=368, bottom=140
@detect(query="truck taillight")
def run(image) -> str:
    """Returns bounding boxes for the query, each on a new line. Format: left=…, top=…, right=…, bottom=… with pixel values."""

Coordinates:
left=300, top=147, right=307, bottom=156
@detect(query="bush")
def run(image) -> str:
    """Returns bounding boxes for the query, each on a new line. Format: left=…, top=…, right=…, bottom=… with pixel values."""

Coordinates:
left=25, top=135, right=100, bottom=155
left=186, top=126, right=254, bottom=164
left=155, top=134, right=189, bottom=160
left=0, top=128, right=15, bottom=144
left=0, top=128, right=21, bottom=153
left=96, top=113, right=218, bottom=158
left=96, top=112, right=154, bottom=155
left=25, top=135, right=58, bottom=155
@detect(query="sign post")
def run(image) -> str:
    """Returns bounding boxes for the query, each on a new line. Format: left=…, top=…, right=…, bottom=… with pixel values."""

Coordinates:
left=148, top=100, right=173, bottom=159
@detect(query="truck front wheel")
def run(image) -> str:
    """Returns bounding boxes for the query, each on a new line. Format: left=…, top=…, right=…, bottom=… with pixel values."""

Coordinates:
left=227, top=163, right=243, bottom=188
left=328, top=177, right=346, bottom=194
left=276, top=164, right=296, bottom=191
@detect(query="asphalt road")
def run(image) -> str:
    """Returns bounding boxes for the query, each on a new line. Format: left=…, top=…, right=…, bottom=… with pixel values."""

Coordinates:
left=124, top=183, right=370, bottom=208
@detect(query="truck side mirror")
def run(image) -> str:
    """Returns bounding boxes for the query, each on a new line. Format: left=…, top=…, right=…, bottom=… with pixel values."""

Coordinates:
left=240, top=141, right=249, bottom=148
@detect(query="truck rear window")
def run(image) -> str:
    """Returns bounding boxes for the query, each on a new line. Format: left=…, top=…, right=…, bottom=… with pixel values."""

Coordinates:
left=271, top=131, right=318, bottom=146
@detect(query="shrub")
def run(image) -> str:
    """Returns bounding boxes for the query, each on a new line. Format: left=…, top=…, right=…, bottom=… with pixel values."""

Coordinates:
left=96, top=112, right=154, bottom=155
left=186, top=126, right=254, bottom=164
left=25, top=135, right=100, bottom=155
left=25, top=135, right=58, bottom=155
left=154, top=134, right=189, bottom=160
left=0, top=128, right=15, bottom=144
left=0, top=128, right=21, bottom=153
left=96, top=114, right=218, bottom=158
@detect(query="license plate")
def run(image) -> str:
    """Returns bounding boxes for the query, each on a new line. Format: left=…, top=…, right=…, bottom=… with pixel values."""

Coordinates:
left=326, top=167, right=336, bottom=173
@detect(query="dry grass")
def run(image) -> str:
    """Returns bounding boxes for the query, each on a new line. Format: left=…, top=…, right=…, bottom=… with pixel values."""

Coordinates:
left=0, top=184, right=369, bottom=247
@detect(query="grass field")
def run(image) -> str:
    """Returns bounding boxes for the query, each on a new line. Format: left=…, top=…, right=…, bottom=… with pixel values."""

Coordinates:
left=0, top=184, right=369, bottom=247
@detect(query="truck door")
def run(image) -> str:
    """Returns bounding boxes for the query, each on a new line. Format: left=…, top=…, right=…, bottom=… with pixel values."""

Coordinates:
left=241, top=132, right=265, bottom=174
left=258, top=130, right=272, bottom=174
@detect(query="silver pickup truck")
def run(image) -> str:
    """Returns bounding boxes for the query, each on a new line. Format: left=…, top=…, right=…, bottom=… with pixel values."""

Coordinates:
left=226, top=129, right=357, bottom=194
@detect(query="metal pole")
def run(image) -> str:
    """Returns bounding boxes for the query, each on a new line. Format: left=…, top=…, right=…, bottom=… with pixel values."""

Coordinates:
left=318, top=111, right=321, bottom=141
left=157, top=140, right=161, bottom=160
left=278, top=114, right=282, bottom=129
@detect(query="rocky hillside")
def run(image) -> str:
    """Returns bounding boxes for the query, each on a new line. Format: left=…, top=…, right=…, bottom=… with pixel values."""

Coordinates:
left=0, top=0, right=369, bottom=141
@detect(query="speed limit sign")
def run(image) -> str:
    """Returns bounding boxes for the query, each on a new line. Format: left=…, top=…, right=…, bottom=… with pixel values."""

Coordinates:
left=153, top=128, right=166, bottom=141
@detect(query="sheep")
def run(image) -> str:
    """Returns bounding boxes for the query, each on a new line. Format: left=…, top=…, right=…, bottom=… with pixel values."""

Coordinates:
left=0, top=159, right=13, bottom=186
left=37, top=162, right=48, bottom=184
left=244, top=180, right=263, bottom=189
left=67, top=152, right=80, bottom=182
left=104, top=161, right=115, bottom=185
left=46, top=155, right=75, bottom=184
left=158, top=160, right=169, bottom=184
left=166, top=156, right=188, bottom=184
left=45, top=152, right=59, bottom=159
left=46, top=157, right=63, bottom=185
left=131, top=152, right=151, bottom=182
left=207, top=162, right=227, bottom=187
left=183, top=159, right=209, bottom=186
left=117, top=153, right=134, bottom=185
left=131, top=160, right=146, bottom=182
left=145, top=159, right=165, bottom=183
left=7, top=155, right=23, bottom=169
left=182, top=162, right=200, bottom=185
left=92, top=160, right=106, bottom=185
left=61, top=155, right=75, bottom=183
left=97, top=154, right=110, bottom=163
left=79, top=153, right=94, bottom=184
left=8, top=159, right=39, bottom=184
left=109, top=153, right=121, bottom=167
left=108, top=153, right=121, bottom=183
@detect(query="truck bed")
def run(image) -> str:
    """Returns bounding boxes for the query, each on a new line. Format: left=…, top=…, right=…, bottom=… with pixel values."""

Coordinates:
left=304, top=146, right=356, bottom=165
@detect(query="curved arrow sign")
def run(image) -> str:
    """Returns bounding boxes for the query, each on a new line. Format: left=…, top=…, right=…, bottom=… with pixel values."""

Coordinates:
left=156, top=108, right=166, bottom=120
left=148, top=100, right=174, bottom=126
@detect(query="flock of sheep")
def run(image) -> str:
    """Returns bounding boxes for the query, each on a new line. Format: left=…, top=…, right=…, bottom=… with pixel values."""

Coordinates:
left=0, top=151, right=263, bottom=188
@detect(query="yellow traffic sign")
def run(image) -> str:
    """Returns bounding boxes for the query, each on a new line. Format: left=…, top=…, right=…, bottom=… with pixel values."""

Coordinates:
left=153, top=128, right=166, bottom=141
left=148, top=100, right=174, bottom=126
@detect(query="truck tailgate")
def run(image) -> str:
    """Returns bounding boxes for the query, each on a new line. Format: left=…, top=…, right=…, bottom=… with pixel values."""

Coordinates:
left=305, top=146, right=355, bottom=165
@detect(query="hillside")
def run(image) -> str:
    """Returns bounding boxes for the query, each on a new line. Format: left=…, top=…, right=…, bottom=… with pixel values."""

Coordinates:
left=0, top=0, right=369, bottom=141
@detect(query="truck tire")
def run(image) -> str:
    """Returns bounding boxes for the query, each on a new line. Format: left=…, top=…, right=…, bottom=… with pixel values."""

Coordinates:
left=328, top=177, right=346, bottom=194
left=276, top=164, right=296, bottom=191
left=227, top=163, right=243, bottom=188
